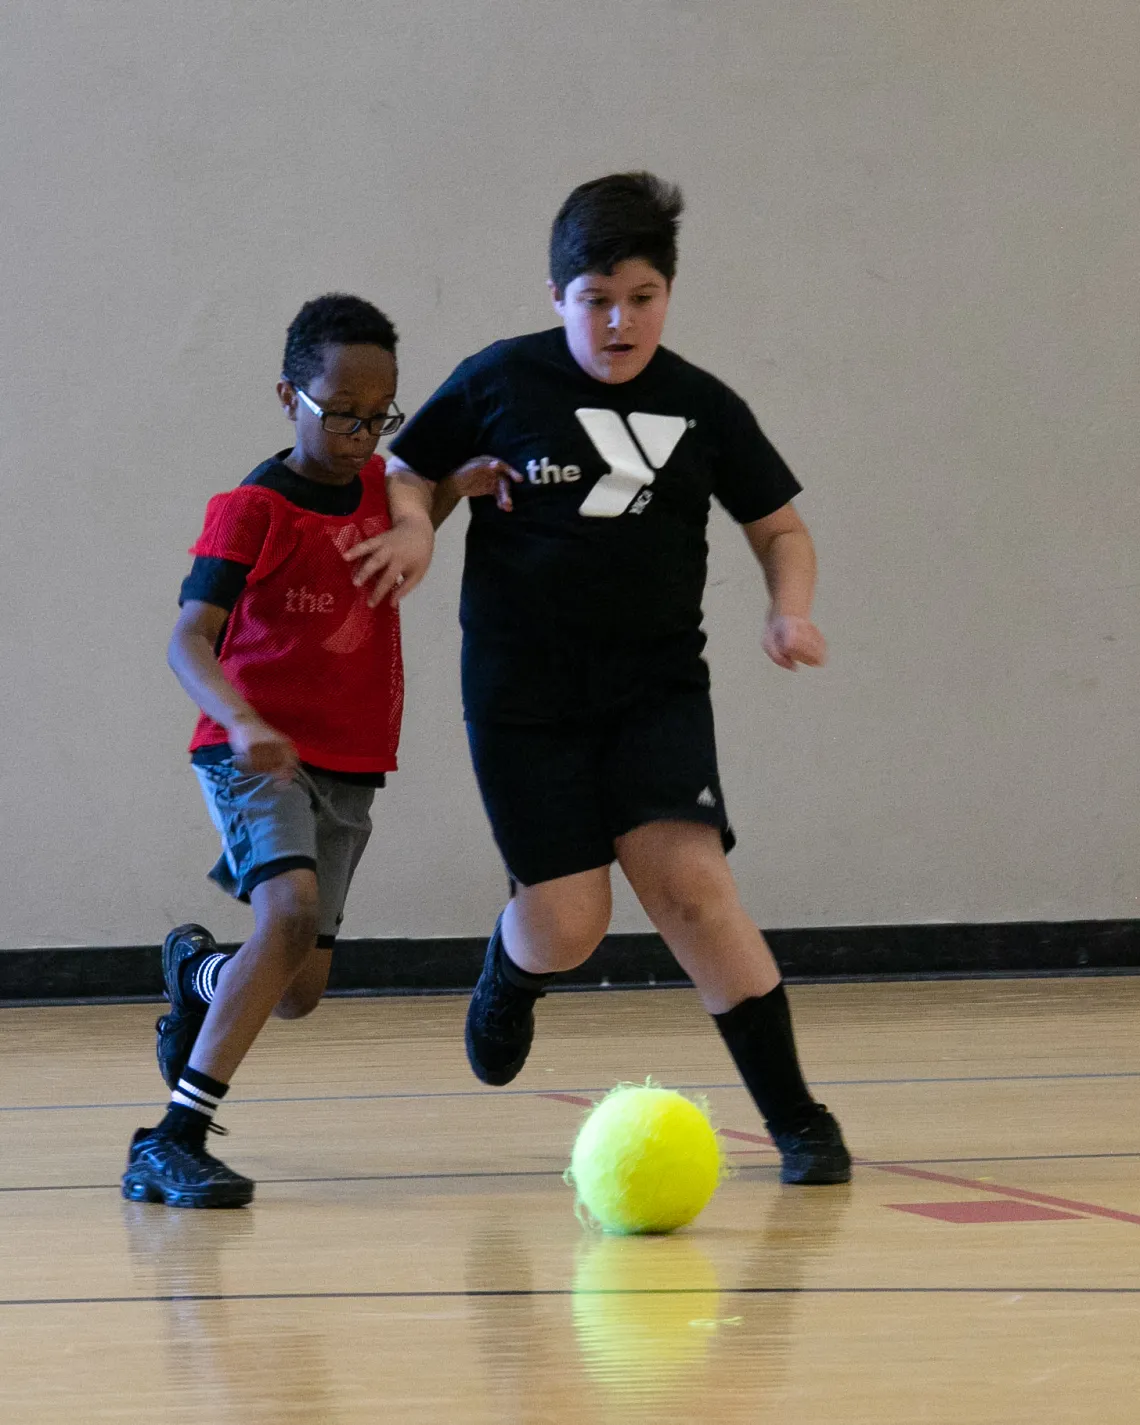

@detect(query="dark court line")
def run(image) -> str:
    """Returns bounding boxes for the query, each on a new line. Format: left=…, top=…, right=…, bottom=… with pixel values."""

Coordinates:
left=3, top=1069, right=1139, bottom=1115
left=5, top=1150, right=1140, bottom=1196
left=0, top=1168, right=567, bottom=1194
left=2, top=1286, right=1138, bottom=1309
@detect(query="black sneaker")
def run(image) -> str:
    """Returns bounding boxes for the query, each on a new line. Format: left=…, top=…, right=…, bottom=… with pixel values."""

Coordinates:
left=121, top=1126, right=254, bottom=1209
left=155, top=923, right=215, bottom=1090
left=772, top=1107, right=852, bottom=1185
left=464, top=919, right=547, bottom=1086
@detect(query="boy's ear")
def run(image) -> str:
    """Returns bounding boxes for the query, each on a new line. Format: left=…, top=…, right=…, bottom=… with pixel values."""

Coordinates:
left=276, top=378, right=299, bottom=422
left=547, top=278, right=564, bottom=311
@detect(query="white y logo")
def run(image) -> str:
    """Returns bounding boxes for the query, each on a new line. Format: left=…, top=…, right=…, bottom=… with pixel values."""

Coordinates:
left=574, top=410, right=689, bottom=518
left=321, top=517, right=389, bottom=655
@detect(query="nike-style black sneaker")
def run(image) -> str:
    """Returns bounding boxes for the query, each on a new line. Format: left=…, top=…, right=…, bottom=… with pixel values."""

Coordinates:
left=464, top=919, right=548, bottom=1086
left=772, top=1107, right=853, bottom=1185
left=121, top=1126, right=255, bottom=1209
left=155, top=923, right=215, bottom=1090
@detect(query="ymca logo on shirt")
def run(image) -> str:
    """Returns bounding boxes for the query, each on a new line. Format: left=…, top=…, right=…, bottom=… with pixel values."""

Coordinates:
left=526, top=410, right=691, bottom=518
left=306, top=517, right=390, bottom=656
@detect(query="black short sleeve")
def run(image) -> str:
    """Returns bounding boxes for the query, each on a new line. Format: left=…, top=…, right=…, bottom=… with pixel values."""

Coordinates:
left=387, top=360, right=483, bottom=482
left=179, top=556, right=253, bottom=611
left=711, top=388, right=803, bottom=525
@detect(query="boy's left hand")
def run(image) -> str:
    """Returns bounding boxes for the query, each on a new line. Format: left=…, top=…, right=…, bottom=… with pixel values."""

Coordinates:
left=344, top=516, right=434, bottom=607
left=763, top=613, right=827, bottom=670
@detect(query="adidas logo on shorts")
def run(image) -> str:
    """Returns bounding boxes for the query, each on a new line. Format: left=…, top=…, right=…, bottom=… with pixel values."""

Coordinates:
left=697, top=787, right=717, bottom=808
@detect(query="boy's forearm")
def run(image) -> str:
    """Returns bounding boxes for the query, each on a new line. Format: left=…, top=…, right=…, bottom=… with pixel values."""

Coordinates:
left=386, top=468, right=438, bottom=528
left=168, top=630, right=259, bottom=733
left=751, top=528, right=817, bottom=619
left=429, top=477, right=463, bottom=529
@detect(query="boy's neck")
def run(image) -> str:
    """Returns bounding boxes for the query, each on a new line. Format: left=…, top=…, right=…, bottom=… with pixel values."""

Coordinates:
left=282, top=448, right=358, bottom=487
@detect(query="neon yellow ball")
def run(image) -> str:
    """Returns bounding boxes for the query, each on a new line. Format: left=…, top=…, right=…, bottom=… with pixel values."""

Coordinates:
left=566, top=1083, right=723, bottom=1234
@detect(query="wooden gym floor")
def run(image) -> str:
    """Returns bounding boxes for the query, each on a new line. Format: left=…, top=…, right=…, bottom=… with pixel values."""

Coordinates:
left=2, top=977, right=1138, bottom=1423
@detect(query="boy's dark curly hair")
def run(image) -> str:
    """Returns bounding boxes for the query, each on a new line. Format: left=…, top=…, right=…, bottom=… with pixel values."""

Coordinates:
left=282, top=293, right=398, bottom=387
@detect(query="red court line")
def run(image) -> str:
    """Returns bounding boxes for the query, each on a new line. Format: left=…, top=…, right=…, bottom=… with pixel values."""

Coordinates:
left=720, top=1127, right=775, bottom=1148
left=539, top=1093, right=1140, bottom=1227
left=873, top=1163, right=1140, bottom=1227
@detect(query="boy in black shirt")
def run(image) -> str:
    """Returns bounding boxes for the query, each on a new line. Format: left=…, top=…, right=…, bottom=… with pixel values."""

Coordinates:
left=349, top=174, right=851, bottom=1184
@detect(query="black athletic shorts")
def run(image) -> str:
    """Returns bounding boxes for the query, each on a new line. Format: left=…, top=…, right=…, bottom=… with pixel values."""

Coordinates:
left=466, top=684, right=735, bottom=887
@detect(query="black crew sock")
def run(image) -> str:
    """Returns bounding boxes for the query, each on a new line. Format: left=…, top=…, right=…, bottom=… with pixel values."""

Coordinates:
left=178, top=949, right=232, bottom=1009
left=156, top=1067, right=230, bottom=1148
left=713, top=983, right=819, bottom=1137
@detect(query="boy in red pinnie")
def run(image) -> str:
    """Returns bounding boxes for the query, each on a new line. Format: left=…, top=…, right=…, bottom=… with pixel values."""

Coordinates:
left=122, top=294, right=434, bottom=1208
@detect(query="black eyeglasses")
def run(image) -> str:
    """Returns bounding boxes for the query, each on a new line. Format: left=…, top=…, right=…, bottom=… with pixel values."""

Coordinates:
left=294, top=386, right=405, bottom=437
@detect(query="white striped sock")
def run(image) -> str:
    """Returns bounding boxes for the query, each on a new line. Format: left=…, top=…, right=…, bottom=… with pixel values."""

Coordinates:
left=192, top=952, right=229, bottom=1005
left=171, top=1075, right=222, bottom=1118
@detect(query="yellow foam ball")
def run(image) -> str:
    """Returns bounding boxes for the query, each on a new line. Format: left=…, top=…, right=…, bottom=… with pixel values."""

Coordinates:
left=566, top=1082, right=724, bottom=1234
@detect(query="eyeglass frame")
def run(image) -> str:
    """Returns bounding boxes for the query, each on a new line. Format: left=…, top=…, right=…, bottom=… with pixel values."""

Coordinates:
left=291, top=384, right=406, bottom=437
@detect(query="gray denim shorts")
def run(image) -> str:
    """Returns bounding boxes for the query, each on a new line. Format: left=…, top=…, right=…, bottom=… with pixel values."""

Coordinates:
left=193, top=759, right=375, bottom=945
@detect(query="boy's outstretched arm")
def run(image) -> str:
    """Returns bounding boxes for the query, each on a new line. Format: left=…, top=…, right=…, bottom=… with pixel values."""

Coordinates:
left=426, top=456, right=525, bottom=526
left=345, top=455, right=523, bottom=603
left=347, top=465, right=437, bottom=608
left=168, top=602, right=298, bottom=775
left=742, top=502, right=828, bottom=670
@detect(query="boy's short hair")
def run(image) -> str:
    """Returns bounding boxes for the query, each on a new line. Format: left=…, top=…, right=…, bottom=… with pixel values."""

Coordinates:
left=549, top=172, right=684, bottom=292
left=282, top=293, right=398, bottom=388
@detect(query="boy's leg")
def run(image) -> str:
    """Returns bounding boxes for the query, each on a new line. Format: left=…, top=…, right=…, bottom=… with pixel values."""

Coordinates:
left=463, top=718, right=615, bottom=1084
left=273, top=946, right=334, bottom=1019
left=186, top=868, right=321, bottom=1081
left=123, top=868, right=319, bottom=1209
left=128, top=757, right=341, bottom=1209
left=617, top=820, right=850, bottom=1185
left=156, top=764, right=368, bottom=1081
left=466, top=869, right=611, bottom=1085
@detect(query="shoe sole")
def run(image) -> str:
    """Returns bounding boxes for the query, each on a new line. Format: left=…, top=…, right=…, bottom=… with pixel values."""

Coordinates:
left=120, top=1171, right=254, bottom=1209
left=158, top=925, right=213, bottom=1090
left=162, top=924, right=213, bottom=1014
left=780, top=1164, right=853, bottom=1186
left=155, top=1010, right=205, bottom=1092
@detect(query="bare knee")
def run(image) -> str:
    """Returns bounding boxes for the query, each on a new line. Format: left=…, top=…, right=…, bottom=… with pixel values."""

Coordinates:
left=510, top=874, right=612, bottom=971
left=638, top=854, right=738, bottom=935
left=273, top=987, right=322, bottom=1020
left=255, top=873, right=320, bottom=965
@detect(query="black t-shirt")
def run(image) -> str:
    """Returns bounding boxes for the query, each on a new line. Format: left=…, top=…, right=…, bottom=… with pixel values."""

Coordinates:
left=180, top=451, right=384, bottom=787
left=390, top=329, right=801, bottom=723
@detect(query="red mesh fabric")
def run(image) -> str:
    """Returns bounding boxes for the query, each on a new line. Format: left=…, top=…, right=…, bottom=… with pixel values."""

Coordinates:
left=188, top=457, right=404, bottom=772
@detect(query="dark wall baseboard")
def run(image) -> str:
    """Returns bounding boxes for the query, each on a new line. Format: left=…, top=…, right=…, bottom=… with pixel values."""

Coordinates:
left=1, top=920, right=1137, bottom=1005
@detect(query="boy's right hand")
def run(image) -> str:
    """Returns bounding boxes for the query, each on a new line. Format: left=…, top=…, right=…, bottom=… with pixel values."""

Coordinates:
left=228, top=715, right=299, bottom=778
left=448, top=457, right=525, bottom=512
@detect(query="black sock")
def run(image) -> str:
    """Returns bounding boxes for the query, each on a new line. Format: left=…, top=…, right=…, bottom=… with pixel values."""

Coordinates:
left=178, top=949, right=232, bottom=1009
left=157, top=1067, right=230, bottom=1148
left=714, top=984, right=819, bottom=1137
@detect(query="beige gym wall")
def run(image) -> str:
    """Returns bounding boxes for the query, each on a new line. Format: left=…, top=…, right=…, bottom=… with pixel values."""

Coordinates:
left=1, top=1, right=1135, bottom=948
